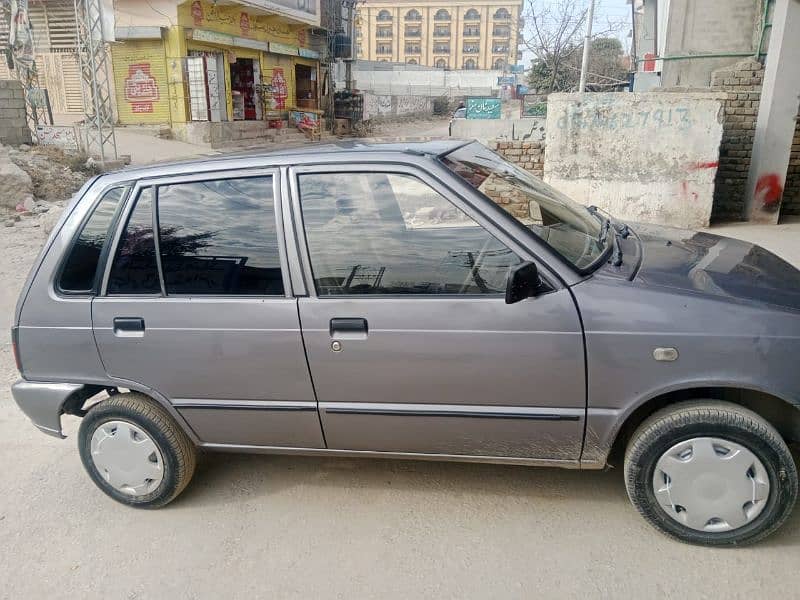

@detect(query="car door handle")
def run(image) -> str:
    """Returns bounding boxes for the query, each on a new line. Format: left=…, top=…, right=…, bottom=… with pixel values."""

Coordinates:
left=330, top=318, right=368, bottom=338
left=113, top=317, right=145, bottom=337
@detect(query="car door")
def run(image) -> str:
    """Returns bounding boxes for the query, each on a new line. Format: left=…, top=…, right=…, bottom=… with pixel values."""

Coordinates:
left=92, top=169, right=324, bottom=449
left=289, top=163, right=586, bottom=461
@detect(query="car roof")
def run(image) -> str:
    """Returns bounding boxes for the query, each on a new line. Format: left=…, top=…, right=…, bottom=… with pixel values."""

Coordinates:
left=110, top=138, right=472, bottom=181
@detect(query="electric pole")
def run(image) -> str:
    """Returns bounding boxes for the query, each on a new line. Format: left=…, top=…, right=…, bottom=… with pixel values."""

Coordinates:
left=578, top=0, right=596, bottom=92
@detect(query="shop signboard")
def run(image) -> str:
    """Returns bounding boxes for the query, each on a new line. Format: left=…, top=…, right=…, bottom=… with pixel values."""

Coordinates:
left=465, top=97, right=501, bottom=120
left=299, top=48, right=319, bottom=59
left=270, top=42, right=299, bottom=56
left=522, top=94, right=547, bottom=117
left=509, top=64, right=524, bottom=74
left=192, top=28, right=234, bottom=46
left=497, top=76, right=515, bottom=86
left=233, top=36, right=269, bottom=52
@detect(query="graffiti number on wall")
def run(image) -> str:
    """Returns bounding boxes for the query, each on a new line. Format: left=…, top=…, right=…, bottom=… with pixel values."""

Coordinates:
left=557, top=106, right=692, bottom=131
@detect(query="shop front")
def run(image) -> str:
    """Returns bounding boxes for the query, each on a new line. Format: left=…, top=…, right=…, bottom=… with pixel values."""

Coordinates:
left=111, top=1, right=322, bottom=144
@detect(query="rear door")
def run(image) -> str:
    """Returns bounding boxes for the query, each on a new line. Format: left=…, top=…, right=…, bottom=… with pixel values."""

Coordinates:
left=289, top=164, right=586, bottom=461
left=92, top=170, right=324, bottom=449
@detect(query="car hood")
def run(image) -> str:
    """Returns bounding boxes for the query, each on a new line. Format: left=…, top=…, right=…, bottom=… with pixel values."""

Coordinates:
left=632, top=224, right=800, bottom=311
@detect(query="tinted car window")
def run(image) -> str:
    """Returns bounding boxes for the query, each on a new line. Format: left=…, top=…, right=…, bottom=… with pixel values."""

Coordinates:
left=156, top=177, right=283, bottom=295
left=59, top=187, right=126, bottom=293
left=107, top=187, right=161, bottom=294
left=298, top=172, right=521, bottom=296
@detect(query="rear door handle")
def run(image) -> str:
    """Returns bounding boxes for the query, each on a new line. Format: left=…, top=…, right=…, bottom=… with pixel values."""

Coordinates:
left=330, top=318, right=368, bottom=338
left=113, top=317, right=145, bottom=337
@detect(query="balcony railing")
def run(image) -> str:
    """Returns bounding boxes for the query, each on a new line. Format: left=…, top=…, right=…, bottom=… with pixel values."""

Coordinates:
left=492, top=28, right=510, bottom=37
left=463, top=27, right=481, bottom=37
left=433, top=45, right=450, bottom=53
left=404, top=46, right=421, bottom=54
left=376, top=30, right=393, bottom=38
left=463, top=46, right=479, bottom=54
left=376, top=48, right=393, bottom=55
left=405, top=27, right=421, bottom=38
left=433, top=27, right=450, bottom=37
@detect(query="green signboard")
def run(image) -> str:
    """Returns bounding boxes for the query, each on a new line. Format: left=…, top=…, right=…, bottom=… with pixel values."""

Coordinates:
left=466, top=97, right=501, bottom=120
left=522, top=94, right=547, bottom=117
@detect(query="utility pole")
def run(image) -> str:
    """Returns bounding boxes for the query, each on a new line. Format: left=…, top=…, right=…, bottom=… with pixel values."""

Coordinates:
left=578, top=0, right=596, bottom=92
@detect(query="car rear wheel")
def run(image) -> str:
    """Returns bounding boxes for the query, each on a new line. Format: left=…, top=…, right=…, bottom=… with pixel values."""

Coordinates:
left=78, top=392, right=197, bottom=508
left=624, top=400, right=797, bottom=546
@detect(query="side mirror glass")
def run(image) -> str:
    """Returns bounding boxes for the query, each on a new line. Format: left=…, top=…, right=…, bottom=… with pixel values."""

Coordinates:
left=505, top=261, right=543, bottom=304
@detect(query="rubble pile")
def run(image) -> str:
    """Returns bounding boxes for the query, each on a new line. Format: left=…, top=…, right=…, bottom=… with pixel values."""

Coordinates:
left=1, top=143, right=94, bottom=230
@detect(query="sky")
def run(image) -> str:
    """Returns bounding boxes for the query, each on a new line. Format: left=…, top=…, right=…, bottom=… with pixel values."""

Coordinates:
left=520, top=0, right=633, bottom=65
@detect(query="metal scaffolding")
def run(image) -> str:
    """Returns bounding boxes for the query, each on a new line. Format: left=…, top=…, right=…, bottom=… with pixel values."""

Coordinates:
left=74, top=0, right=116, bottom=160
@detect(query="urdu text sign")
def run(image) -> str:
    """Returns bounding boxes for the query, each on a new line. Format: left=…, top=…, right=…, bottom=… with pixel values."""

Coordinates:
left=466, top=98, right=501, bottom=120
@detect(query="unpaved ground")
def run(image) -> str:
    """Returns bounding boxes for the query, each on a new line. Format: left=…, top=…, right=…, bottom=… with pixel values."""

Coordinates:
left=2, top=178, right=800, bottom=598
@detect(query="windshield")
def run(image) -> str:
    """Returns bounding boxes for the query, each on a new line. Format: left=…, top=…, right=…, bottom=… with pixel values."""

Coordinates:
left=441, top=142, right=606, bottom=270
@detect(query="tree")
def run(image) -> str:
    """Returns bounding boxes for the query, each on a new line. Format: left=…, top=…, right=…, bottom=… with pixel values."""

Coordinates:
left=523, top=0, right=628, bottom=93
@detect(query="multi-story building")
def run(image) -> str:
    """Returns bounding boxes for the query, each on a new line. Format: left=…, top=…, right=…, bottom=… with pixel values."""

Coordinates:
left=355, top=0, right=523, bottom=70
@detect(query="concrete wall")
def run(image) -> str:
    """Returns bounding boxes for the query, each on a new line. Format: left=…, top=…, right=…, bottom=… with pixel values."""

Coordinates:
left=0, top=81, right=32, bottom=146
left=544, top=92, right=725, bottom=229
left=338, top=61, right=503, bottom=97
left=362, top=93, right=432, bottom=120
left=450, top=117, right=545, bottom=145
left=660, top=0, right=759, bottom=88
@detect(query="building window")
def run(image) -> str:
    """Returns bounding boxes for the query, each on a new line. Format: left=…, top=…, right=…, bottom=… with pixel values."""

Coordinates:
left=434, top=43, right=450, bottom=54
left=377, top=44, right=392, bottom=55
left=493, top=58, right=505, bottom=69
left=405, top=25, right=421, bottom=38
left=464, top=8, right=480, bottom=21
left=407, top=59, right=417, bottom=65
left=463, top=58, right=477, bottom=70
left=492, top=44, right=508, bottom=53
left=493, top=8, right=511, bottom=20
left=493, top=26, right=510, bottom=37
left=435, top=58, right=447, bottom=69
left=405, top=43, right=421, bottom=54
left=434, top=9, right=450, bottom=21
left=463, top=25, right=481, bottom=37
left=405, top=9, right=421, bottom=21
left=377, top=26, right=392, bottom=38
left=377, top=9, right=392, bottom=21
left=463, top=43, right=479, bottom=54
left=433, top=25, right=450, bottom=37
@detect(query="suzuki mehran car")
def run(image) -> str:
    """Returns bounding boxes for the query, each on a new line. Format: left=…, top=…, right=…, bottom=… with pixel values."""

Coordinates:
left=11, top=140, right=800, bottom=546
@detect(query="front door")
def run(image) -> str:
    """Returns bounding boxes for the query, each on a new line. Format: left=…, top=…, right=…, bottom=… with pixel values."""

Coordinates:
left=292, top=166, right=585, bottom=461
left=92, top=171, right=324, bottom=449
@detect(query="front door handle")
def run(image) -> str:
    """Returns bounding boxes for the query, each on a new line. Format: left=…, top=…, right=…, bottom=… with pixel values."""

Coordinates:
left=330, top=318, right=368, bottom=338
left=113, top=317, right=145, bottom=337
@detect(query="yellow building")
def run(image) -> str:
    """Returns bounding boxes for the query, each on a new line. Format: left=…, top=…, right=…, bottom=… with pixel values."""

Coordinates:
left=111, top=0, right=322, bottom=141
left=355, top=0, right=523, bottom=70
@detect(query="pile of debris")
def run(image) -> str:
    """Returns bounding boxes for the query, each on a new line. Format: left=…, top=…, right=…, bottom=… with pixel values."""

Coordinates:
left=1, top=143, right=96, bottom=229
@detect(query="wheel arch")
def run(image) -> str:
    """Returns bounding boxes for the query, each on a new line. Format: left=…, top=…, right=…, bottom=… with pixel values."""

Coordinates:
left=605, top=385, right=800, bottom=467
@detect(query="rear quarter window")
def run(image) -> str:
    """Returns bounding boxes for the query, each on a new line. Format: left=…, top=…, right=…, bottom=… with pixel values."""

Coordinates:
left=58, top=186, right=127, bottom=293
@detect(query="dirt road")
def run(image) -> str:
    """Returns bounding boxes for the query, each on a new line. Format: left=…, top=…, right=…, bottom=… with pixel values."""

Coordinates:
left=1, top=201, right=799, bottom=599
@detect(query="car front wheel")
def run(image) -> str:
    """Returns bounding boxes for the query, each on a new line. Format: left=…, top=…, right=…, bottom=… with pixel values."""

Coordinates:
left=624, top=400, right=797, bottom=546
left=78, top=392, right=197, bottom=508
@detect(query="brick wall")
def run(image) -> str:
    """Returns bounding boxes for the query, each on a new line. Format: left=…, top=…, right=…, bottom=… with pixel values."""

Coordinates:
left=486, top=140, right=545, bottom=218
left=710, top=59, right=800, bottom=219
left=0, top=80, right=32, bottom=146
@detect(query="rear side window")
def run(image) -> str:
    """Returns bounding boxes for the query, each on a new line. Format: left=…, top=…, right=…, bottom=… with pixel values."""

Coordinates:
left=107, top=187, right=161, bottom=294
left=58, top=187, right=126, bottom=293
left=157, top=176, right=283, bottom=295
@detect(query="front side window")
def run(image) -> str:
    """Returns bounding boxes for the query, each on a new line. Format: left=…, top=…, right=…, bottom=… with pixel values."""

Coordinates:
left=108, top=187, right=160, bottom=294
left=298, top=172, right=521, bottom=296
left=441, top=142, right=605, bottom=270
left=157, top=177, right=283, bottom=295
left=59, top=187, right=126, bottom=293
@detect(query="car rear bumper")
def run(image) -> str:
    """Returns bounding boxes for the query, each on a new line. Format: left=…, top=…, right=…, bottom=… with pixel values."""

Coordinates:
left=11, top=380, right=90, bottom=438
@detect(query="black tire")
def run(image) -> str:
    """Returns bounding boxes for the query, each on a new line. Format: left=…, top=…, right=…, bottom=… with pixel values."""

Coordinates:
left=78, top=392, right=197, bottom=508
left=624, top=400, right=798, bottom=546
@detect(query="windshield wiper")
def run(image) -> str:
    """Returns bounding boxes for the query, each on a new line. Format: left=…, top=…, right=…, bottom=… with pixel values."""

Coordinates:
left=587, top=205, right=625, bottom=265
left=610, top=229, right=623, bottom=267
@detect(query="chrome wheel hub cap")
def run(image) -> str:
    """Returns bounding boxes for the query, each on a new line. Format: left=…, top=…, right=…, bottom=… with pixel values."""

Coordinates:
left=90, top=420, right=164, bottom=496
left=652, top=437, right=770, bottom=532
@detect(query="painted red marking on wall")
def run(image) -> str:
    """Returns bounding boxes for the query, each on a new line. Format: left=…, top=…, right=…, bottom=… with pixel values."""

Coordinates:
left=689, top=161, right=719, bottom=170
left=754, top=173, right=783, bottom=210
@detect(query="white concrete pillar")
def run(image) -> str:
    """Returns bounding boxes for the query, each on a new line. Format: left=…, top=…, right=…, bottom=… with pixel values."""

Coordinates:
left=744, top=0, right=800, bottom=223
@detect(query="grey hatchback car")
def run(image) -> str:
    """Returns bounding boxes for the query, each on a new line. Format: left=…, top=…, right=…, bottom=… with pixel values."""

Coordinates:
left=11, top=140, right=800, bottom=546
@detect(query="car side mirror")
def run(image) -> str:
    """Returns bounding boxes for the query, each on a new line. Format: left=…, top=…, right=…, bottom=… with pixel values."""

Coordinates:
left=505, top=261, right=544, bottom=304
